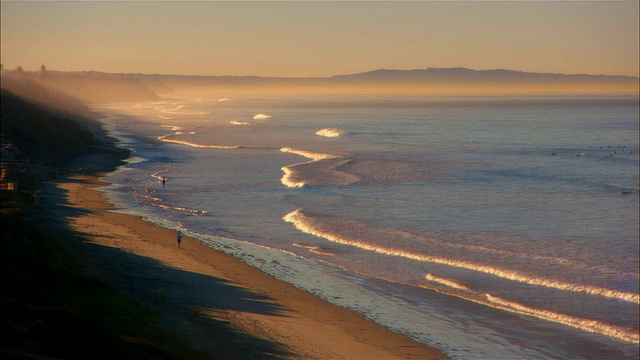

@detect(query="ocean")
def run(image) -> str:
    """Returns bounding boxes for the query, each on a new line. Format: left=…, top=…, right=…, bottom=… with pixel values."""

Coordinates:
left=93, top=93, right=638, bottom=359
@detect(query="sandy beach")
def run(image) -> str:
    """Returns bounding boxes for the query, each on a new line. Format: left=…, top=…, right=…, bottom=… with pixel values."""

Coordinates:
left=34, top=166, right=448, bottom=359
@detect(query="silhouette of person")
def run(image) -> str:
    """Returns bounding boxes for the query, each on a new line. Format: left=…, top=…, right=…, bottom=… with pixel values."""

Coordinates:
left=162, top=178, right=166, bottom=187
left=176, top=232, right=182, bottom=248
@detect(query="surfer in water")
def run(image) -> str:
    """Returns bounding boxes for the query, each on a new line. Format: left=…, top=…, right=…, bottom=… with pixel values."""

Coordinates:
left=162, top=178, right=166, bottom=187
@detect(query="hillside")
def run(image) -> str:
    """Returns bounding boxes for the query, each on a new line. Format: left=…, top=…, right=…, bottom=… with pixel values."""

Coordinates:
left=134, top=67, right=640, bottom=95
left=1, top=88, right=108, bottom=166
left=2, top=71, right=160, bottom=104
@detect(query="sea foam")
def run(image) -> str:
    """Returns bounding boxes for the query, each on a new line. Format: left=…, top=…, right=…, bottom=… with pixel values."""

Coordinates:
left=279, top=147, right=339, bottom=187
left=283, top=208, right=639, bottom=304
left=316, top=128, right=345, bottom=137
left=253, top=113, right=272, bottom=120
left=283, top=208, right=639, bottom=343
left=230, top=121, right=251, bottom=126
left=158, top=135, right=239, bottom=149
left=280, top=147, right=337, bottom=161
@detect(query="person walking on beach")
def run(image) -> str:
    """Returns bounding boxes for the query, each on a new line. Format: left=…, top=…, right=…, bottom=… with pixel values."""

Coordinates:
left=176, top=232, right=182, bottom=248
left=162, top=178, right=166, bottom=187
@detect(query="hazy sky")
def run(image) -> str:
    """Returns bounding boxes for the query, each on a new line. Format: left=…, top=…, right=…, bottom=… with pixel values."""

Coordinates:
left=1, top=1, right=638, bottom=77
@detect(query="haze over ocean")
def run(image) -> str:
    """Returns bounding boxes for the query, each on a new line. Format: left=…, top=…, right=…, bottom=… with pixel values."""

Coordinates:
left=94, top=93, right=639, bottom=359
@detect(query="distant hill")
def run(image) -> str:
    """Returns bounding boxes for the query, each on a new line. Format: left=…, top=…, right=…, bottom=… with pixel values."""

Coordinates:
left=134, top=67, right=639, bottom=95
left=331, top=67, right=636, bottom=83
left=4, top=67, right=637, bottom=95
left=2, top=70, right=160, bottom=103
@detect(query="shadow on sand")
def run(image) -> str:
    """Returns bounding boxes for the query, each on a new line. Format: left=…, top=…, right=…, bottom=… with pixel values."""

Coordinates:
left=32, top=174, right=294, bottom=359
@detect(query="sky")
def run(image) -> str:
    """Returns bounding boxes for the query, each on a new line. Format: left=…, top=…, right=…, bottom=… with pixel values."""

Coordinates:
left=1, top=1, right=638, bottom=78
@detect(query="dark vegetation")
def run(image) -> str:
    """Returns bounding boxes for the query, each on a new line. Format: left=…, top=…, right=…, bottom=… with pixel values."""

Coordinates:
left=1, top=89, right=94, bottom=166
left=1, top=80, right=200, bottom=359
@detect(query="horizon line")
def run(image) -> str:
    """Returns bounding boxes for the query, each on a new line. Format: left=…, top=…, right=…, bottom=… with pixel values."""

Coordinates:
left=2, top=66, right=639, bottom=79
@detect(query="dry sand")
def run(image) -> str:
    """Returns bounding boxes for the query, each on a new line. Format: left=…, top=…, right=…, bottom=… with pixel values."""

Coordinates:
left=37, top=171, right=448, bottom=359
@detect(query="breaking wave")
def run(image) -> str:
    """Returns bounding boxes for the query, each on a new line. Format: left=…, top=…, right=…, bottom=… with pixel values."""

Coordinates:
left=279, top=147, right=345, bottom=187
left=230, top=121, right=252, bottom=126
left=150, top=201, right=208, bottom=216
left=415, top=279, right=639, bottom=344
left=158, top=135, right=239, bottom=149
left=157, top=133, right=237, bottom=149
left=161, top=125, right=184, bottom=131
left=283, top=209, right=639, bottom=304
left=483, top=294, right=639, bottom=344
left=282, top=209, right=639, bottom=344
left=280, top=147, right=337, bottom=161
left=159, top=104, right=210, bottom=115
left=316, top=128, right=346, bottom=137
left=253, top=113, right=272, bottom=120
left=425, top=273, right=471, bottom=291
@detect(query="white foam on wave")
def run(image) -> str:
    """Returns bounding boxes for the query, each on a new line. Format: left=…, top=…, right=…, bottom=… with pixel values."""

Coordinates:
left=218, top=98, right=232, bottom=102
left=158, top=104, right=210, bottom=115
left=157, top=135, right=239, bottom=149
left=425, top=273, right=471, bottom=291
left=161, top=124, right=184, bottom=131
left=484, top=294, right=639, bottom=344
left=150, top=201, right=208, bottom=216
left=253, top=113, right=272, bottom=120
left=279, top=148, right=339, bottom=188
left=285, top=209, right=639, bottom=343
left=401, top=228, right=625, bottom=280
left=280, top=147, right=336, bottom=161
left=316, top=128, right=345, bottom=138
left=283, top=208, right=639, bottom=305
left=414, top=280, right=639, bottom=344
left=424, top=272, right=638, bottom=343
left=230, top=121, right=252, bottom=126
left=280, top=167, right=305, bottom=188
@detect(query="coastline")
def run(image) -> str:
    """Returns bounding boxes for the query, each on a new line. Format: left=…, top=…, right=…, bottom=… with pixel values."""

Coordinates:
left=36, top=160, right=448, bottom=358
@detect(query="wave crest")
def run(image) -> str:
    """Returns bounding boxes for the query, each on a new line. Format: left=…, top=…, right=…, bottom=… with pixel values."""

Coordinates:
left=283, top=209, right=639, bottom=304
left=253, top=113, right=272, bottom=120
left=316, top=128, right=345, bottom=137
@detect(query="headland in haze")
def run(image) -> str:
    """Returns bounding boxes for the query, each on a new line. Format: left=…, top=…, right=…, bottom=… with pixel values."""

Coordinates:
left=2, top=66, right=638, bottom=99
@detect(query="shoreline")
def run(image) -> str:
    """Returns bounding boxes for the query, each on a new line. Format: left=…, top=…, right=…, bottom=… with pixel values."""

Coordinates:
left=36, top=165, right=448, bottom=359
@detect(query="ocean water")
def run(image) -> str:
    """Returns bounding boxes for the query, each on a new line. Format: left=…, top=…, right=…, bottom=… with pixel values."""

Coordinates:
left=94, top=94, right=639, bottom=359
